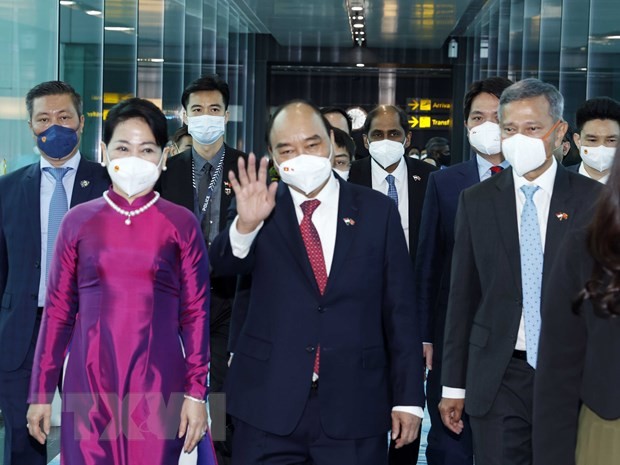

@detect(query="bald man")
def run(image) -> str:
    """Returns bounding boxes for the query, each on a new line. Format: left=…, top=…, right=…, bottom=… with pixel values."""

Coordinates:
left=209, top=100, right=425, bottom=465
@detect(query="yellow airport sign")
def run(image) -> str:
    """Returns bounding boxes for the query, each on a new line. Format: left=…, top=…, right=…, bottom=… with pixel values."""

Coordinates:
left=408, top=115, right=452, bottom=129
left=407, top=98, right=453, bottom=113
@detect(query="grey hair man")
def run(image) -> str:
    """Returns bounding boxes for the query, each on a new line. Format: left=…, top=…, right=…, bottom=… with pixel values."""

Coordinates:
left=438, top=78, right=602, bottom=465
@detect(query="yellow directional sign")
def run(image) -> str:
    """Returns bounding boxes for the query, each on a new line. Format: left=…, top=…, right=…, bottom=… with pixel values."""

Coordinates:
left=409, top=115, right=452, bottom=129
left=407, top=98, right=453, bottom=113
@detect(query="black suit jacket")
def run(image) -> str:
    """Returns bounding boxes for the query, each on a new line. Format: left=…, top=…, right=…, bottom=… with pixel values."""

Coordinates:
left=0, top=158, right=109, bottom=371
left=441, top=165, right=602, bottom=417
left=414, top=158, right=480, bottom=347
left=348, top=156, right=437, bottom=264
left=157, top=144, right=247, bottom=298
left=533, top=226, right=620, bottom=465
left=209, top=177, right=424, bottom=439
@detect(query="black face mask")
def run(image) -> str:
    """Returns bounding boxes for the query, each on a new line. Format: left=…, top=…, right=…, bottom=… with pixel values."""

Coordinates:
left=439, top=154, right=451, bottom=166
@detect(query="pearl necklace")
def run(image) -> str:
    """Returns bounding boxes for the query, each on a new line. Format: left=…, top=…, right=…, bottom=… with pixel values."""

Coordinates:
left=103, top=190, right=160, bottom=225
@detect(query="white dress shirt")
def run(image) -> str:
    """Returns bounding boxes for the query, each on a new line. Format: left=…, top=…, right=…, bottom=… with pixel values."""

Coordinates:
left=370, top=157, right=410, bottom=250
left=476, top=154, right=511, bottom=182
left=229, top=173, right=423, bottom=418
left=38, top=152, right=81, bottom=306
left=443, top=159, right=558, bottom=400
left=578, top=161, right=609, bottom=184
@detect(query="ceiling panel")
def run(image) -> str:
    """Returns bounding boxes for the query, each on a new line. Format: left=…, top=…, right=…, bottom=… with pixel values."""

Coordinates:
left=238, top=0, right=474, bottom=48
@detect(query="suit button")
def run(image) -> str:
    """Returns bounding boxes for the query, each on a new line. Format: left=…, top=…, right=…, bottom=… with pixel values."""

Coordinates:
left=34, top=261, right=41, bottom=269
left=306, top=346, right=315, bottom=353
left=30, top=293, right=38, bottom=300
left=318, top=306, right=326, bottom=313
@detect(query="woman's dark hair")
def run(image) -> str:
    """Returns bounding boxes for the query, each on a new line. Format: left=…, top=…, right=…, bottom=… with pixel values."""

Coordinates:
left=575, top=144, right=620, bottom=317
left=103, top=98, right=168, bottom=149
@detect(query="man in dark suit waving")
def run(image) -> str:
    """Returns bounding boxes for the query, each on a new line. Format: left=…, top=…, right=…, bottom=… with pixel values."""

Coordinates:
left=439, top=78, right=602, bottom=465
left=209, top=100, right=425, bottom=465
left=0, top=81, right=109, bottom=465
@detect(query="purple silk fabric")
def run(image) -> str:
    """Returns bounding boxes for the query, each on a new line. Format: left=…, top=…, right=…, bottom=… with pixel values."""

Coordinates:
left=29, top=189, right=211, bottom=465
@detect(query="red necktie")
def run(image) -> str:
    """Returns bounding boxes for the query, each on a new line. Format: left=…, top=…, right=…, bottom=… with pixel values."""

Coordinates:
left=300, top=199, right=327, bottom=379
left=490, top=165, right=503, bottom=175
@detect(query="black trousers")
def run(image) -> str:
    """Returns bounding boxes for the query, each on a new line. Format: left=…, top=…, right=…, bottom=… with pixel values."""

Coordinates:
left=469, top=357, right=535, bottom=465
left=231, top=388, right=387, bottom=465
left=209, top=292, right=233, bottom=465
left=425, top=363, right=474, bottom=465
left=0, top=314, right=47, bottom=465
left=388, top=430, right=420, bottom=464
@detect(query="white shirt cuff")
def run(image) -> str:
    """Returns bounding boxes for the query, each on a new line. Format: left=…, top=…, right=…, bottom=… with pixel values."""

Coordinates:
left=392, top=406, right=424, bottom=419
left=442, top=387, right=466, bottom=399
left=229, top=216, right=263, bottom=259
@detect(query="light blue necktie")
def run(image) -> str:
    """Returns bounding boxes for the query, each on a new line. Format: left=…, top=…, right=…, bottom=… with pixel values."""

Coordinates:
left=386, top=174, right=398, bottom=206
left=44, top=167, right=71, bottom=280
left=519, top=184, right=543, bottom=368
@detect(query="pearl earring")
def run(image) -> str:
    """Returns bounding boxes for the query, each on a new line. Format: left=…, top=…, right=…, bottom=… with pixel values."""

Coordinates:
left=100, top=161, right=106, bottom=167
left=162, top=165, right=167, bottom=171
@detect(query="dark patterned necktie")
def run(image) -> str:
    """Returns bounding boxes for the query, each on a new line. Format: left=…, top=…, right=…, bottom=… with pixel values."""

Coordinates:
left=299, top=199, right=327, bottom=380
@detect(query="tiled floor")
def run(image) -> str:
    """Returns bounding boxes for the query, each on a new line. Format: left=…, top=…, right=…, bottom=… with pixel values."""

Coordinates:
left=3, top=410, right=431, bottom=464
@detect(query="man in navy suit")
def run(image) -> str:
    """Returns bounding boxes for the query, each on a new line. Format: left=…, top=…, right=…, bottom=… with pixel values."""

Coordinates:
left=209, top=100, right=425, bottom=465
left=0, top=81, right=109, bottom=465
left=414, top=77, right=513, bottom=465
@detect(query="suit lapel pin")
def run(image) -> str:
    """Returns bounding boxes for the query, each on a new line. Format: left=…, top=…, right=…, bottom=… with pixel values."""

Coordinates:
left=80, top=180, right=90, bottom=188
left=223, top=180, right=232, bottom=196
left=343, top=217, right=356, bottom=226
left=555, top=212, right=568, bottom=221
left=412, top=175, right=421, bottom=181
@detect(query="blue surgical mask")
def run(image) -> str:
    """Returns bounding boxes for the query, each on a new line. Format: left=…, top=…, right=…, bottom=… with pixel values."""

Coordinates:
left=36, top=125, right=79, bottom=160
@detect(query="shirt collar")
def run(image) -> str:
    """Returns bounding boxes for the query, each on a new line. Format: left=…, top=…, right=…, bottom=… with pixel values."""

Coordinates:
left=40, top=151, right=81, bottom=172
left=288, top=171, right=339, bottom=208
left=476, top=154, right=510, bottom=177
left=370, top=156, right=406, bottom=186
left=192, top=144, right=225, bottom=171
left=512, top=157, right=558, bottom=195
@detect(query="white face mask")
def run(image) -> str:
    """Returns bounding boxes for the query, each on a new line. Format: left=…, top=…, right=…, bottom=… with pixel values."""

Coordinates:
left=501, top=134, right=548, bottom=177
left=368, top=139, right=405, bottom=169
left=275, top=150, right=333, bottom=196
left=468, top=121, right=502, bottom=156
left=335, top=169, right=350, bottom=181
left=580, top=145, right=616, bottom=172
left=187, top=115, right=226, bottom=146
left=106, top=152, right=163, bottom=197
